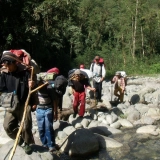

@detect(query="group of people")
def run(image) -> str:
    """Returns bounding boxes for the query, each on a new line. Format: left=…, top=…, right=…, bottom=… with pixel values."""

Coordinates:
left=0, top=51, right=63, bottom=154
left=70, top=55, right=127, bottom=118
left=0, top=51, right=127, bottom=156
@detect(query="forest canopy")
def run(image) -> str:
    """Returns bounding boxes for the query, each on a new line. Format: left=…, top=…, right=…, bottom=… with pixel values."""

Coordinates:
left=0, top=0, right=160, bottom=77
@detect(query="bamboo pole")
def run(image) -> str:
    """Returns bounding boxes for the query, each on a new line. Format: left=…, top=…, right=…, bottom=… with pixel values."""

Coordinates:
left=31, top=82, right=48, bottom=93
left=8, top=68, right=48, bottom=160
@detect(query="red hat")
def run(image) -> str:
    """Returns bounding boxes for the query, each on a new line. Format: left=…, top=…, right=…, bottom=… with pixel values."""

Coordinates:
left=47, top=67, right=60, bottom=74
left=80, top=64, right=84, bottom=69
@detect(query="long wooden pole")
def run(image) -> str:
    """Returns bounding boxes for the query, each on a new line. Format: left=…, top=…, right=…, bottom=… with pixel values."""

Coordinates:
left=8, top=67, right=48, bottom=160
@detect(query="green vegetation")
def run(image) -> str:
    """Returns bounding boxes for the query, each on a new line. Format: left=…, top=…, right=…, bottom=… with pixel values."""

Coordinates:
left=119, top=114, right=127, bottom=119
left=0, top=0, right=160, bottom=77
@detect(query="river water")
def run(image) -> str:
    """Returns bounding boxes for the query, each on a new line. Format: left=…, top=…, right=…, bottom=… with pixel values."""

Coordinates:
left=64, top=124, right=160, bottom=160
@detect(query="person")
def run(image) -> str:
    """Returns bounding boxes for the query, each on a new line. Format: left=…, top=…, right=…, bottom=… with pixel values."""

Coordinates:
left=35, top=68, right=60, bottom=153
left=0, top=51, right=37, bottom=154
left=90, top=55, right=106, bottom=102
left=80, top=64, right=85, bottom=69
left=111, top=72, right=126, bottom=103
left=69, top=69, right=96, bottom=118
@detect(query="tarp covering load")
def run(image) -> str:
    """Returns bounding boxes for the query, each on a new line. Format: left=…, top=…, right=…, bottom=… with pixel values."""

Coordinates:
left=68, top=69, right=90, bottom=80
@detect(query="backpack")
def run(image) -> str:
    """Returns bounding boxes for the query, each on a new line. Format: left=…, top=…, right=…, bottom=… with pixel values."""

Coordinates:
left=54, top=75, right=68, bottom=96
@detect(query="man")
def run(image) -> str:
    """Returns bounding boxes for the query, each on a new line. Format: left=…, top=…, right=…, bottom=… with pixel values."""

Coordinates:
left=69, top=69, right=95, bottom=118
left=0, top=51, right=36, bottom=154
left=90, top=55, right=106, bottom=102
left=36, top=68, right=58, bottom=154
left=80, top=64, right=85, bottom=69
left=111, top=72, right=126, bottom=103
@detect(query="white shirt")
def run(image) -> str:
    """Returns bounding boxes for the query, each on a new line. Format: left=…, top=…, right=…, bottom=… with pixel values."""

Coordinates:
left=90, top=63, right=106, bottom=78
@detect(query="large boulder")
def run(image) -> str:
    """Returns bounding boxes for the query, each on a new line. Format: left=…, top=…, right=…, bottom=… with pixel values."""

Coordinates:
left=61, top=129, right=99, bottom=156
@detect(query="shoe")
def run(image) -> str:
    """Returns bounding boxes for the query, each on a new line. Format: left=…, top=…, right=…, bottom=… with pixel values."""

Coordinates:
left=49, top=147, right=56, bottom=154
left=42, top=145, right=48, bottom=149
left=18, top=136, right=24, bottom=146
left=23, top=143, right=32, bottom=154
left=78, top=116, right=83, bottom=119
left=73, top=112, right=77, bottom=118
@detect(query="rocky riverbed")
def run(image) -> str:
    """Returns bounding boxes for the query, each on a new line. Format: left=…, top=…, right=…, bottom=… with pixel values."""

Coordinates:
left=1, top=75, right=160, bottom=160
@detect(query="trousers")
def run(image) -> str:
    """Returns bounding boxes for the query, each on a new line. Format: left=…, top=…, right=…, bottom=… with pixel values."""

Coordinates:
left=3, top=105, right=34, bottom=144
left=93, top=80, right=102, bottom=100
left=36, top=105, right=55, bottom=149
left=73, top=91, right=86, bottom=117
left=114, top=87, right=124, bottom=102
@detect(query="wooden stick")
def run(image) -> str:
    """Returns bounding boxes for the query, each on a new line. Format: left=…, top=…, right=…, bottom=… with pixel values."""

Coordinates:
left=30, top=82, right=48, bottom=93
left=30, top=66, right=34, bottom=81
left=8, top=68, right=47, bottom=160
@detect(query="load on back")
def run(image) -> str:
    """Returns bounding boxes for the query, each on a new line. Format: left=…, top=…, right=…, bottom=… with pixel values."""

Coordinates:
left=3, top=49, right=40, bottom=74
left=37, top=67, right=68, bottom=97
left=116, top=71, right=127, bottom=78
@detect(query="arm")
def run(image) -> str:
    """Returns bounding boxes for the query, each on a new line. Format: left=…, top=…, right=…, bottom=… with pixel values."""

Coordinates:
left=89, top=63, right=93, bottom=72
left=101, top=64, right=106, bottom=81
left=53, top=98, right=58, bottom=121
left=86, top=86, right=96, bottom=92
left=111, top=76, right=116, bottom=84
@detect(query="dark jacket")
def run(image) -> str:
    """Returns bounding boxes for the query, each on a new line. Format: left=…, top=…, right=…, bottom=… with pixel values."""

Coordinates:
left=0, top=64, right=32, bottom=103
left=70, top=78, right=90, bottom=92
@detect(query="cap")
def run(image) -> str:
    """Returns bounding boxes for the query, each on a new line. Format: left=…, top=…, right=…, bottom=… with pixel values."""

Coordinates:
left=1, top=52, right=18, bottom=64
left=47, top=67, right=60, bottom=74
left=115, top=72, right=120, bottom=76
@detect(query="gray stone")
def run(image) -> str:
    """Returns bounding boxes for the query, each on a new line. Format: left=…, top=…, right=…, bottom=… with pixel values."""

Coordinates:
left=58, top=131, right=68, bottom=140
left=81, top=118, right=90, bottom=128
left=141, top=116, right=156, bottom=125
left=95, top=134, right=123, bottom=149
left=75, top=123, right=83, bottom=129
left=61, top=129, right=99, bottom=156
left=118, top=119, right=133, bottom=128
left=63, top=126, right=76, bottom=135
left=127, top=110, right=140, bottom=123
left=146, top=107, right=160, bottom=116
left=0, top=140, right=59, bottom=160
left=110, top=121, right=121, bottom=129
left=136, top=125, right=159, bottom=135
left=88, top=120, right=99, bottom=128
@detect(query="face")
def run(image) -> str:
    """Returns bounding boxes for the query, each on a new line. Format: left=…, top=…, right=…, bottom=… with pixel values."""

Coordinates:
left=3, top=62, right=17, bottom=72
left=94, top=56, right=100, bottom=64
